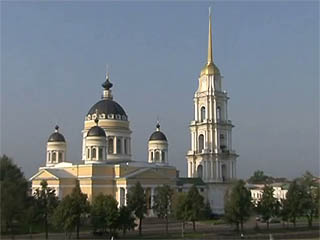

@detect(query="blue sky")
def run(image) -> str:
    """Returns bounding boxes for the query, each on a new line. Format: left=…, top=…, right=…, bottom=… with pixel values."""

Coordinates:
left=1, top=1, right=318, bottom=179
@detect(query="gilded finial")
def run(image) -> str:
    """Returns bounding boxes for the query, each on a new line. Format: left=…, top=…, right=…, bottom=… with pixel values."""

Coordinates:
left=102, top=64, right=113, bottom=90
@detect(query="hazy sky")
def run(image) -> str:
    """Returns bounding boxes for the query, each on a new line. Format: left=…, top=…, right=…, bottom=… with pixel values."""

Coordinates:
left=1, top=1, right=318, bottom=180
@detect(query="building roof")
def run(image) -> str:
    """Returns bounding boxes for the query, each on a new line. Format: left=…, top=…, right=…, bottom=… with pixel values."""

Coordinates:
left=177, top=177, right=206, bottom=186
left=149, top=131, right=167, bottom=141
left=87, top=125, right=106, bottom=137
left=87, top=99, right=127, bottom=117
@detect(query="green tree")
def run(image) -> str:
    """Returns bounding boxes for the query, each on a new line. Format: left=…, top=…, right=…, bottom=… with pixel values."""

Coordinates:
left=185, top=185, right=205, bottom=232
left=53, top=181, right=89, bottom=239
left=127, top=182, right=147, bottom=236
left=256, top=185, right=279, bottom=229
left=153, top=184, right=174, bottom=235
left=284, top=180, right=302, bottom=228
left=173, top=192, right=188, bottom=238
left=202, top=201, right=212, bottom=220
left=224, top=180, right=252, bottom=232
left=0, top=155, right=28, bottom=234
left=91, top=194, right=119, bottom=237
left=118, top=205, right=136, bottom=236
left=299, top=171, right=320, bottom=227
left=33, top=180, right=59, bottom=239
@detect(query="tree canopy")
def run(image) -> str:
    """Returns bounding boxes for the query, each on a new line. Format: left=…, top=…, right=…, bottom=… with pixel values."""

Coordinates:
left=153, top=185, right=174, bottom=234
left=127, top=182, right=147, bottom=236
left=224, top=180, right=252, bottom=232
left=53, top=181, right=89, bottom=239
left=0, top=155, right=28, bottom=233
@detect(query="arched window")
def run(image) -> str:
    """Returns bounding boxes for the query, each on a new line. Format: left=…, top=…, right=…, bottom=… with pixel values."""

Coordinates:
left=217, top=107, right=221, bottom=121
left=197, top=165, right=203, bottom=178
left=199, top=134, right=204, bottom=152
left=201, top=106, right=206, bottom=122
left=87, top=148, right=90, bottom=159
left=48, top=152, right=51, bottom=162
left=221, top=164, right=227, bottom=181
left=161, top=151, right=165, bottom=162
left=108, top=138, right=114, bottom=154
left=117, top=138, right=121, bottom=154
left=58, top=152, right=62, bottom=162
left=155, top=151, right=160, bottom=161
left=52, top=152, right=56, bottom=162
left=92, top=148, right=96, bottom=159
left=99, top=148, right=103, bottom=160
left=151, top=152, right=154, bottom=160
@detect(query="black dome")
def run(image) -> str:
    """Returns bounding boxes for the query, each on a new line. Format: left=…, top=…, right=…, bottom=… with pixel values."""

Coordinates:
left=48, top=132, right=65, bottom=142
left=87, top=99, right=127, bottom=117
left=87, top=126, right=106, bottom=137
left=149, top=131, right=167, bottom=141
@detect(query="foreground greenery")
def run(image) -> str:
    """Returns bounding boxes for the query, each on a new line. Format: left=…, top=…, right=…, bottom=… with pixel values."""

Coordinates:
left=1, top=155, right=319, bottom=238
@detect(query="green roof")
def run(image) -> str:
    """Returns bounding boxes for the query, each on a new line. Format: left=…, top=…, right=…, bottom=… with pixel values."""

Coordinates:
left=177, top=177, right=206, bottom=186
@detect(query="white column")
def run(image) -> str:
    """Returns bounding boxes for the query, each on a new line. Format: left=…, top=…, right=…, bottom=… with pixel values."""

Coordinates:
left=211, top=160, right=214, bottom=180
left=114, top=136, right=117, bottom=154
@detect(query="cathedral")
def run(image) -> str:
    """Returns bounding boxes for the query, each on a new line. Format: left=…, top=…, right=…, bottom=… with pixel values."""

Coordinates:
left=30, top=12, right=238, bottom=215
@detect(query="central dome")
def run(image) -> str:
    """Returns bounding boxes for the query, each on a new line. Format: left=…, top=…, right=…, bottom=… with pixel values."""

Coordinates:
left=87, top=99, right=127, bottom=117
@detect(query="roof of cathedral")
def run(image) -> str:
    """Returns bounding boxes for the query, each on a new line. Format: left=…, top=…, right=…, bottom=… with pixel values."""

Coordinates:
left=149, top=131, right=167, bottom=141
left=87, top=125, right=106, bottom=137
left=48, top=125, right=65, bottom=142
left=177, top=177, right=206, bottom=186
left=87, top=99, right=127, bottom=117
left=149, top=122, right=167, bottom=141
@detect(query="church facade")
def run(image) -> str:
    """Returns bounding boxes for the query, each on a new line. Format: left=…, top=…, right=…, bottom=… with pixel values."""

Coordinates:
left=30, top=12, right=237, bottom=215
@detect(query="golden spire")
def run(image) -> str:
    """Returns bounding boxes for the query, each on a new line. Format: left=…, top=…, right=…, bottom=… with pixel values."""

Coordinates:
left=200, top=7, right=220, bottom=76
left=207, top=7, right=213, bottom=65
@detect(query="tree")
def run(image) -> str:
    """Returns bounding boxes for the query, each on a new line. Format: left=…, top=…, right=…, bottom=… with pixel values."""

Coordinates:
left=0, top=155, right=28, bottom=234
left=53, top=181, right=89, bottom=239
left=127, top=182, right=147, bottom=236
left=173, top=192, right=188, bottom=238
left=224, top=180, right=252, bottom=232
left=33, top=180, right=59, bottom=239
left=91, top=194, right=119, bottom=237
left=299, top=171, right=320, bottom=227
left=256, top=185, right=279, bottom=229
left=153, top=184, right=174, bottom=235
left=284, top=180, right=302, bottom=228
left=185, top=185, right=205, bottom=232
left=118, top=205, right=136, bottom=236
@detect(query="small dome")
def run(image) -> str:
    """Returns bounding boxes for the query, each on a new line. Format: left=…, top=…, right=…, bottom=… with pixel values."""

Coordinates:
left=149, top=131, right=167, bottom=141
left=48, top=126, right=65, bottom=142
left=200, top=62, right=220, bottom=76
left=87, top=99, right=127, bottom=117
left=87, top=126, right=106, bottom=137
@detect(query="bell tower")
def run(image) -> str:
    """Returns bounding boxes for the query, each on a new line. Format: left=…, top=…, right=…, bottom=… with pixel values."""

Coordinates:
left=186, top=9, right=238, bottom=214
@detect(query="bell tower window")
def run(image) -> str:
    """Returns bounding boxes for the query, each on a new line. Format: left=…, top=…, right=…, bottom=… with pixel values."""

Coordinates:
left=92, top=148, right=96, bottom=159
left=217, top=107, right=221, bottom=121
left=197, top=165, right=203, bottom=178
left=199, top=134, right=204, bottom=152
left=108, top=138, right=113, bottom=154
left=200, top=106, right=206, bottom=122
left=155, top=152, right=160, bottom=161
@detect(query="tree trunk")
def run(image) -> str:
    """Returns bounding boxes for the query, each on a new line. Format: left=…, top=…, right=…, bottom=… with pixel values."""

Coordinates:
left=192, top=220, right=196, bottom=232
left=240, top=220, right=243, bottom=232
left=76, top=220, right=80, bottom=239
left=293, top=217, right=296, bottom=228
left=236, top=222, right=239, bottom=232
left=308, top=215, right=312, bottom=228
left=165, top=216, right=168, bottom=235
left=139, top=217, right=142, bottom=236
left=267, top=221, right=269, bottom=230
left=181, top=221, right=185, bottom=238
left=45, top=213, right=48, bottom=239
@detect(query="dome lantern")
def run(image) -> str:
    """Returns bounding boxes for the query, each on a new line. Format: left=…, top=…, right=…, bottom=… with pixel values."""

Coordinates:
left=148, top=121, right=168, bottom=165
left=46, top=125, right=67, bottom=167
